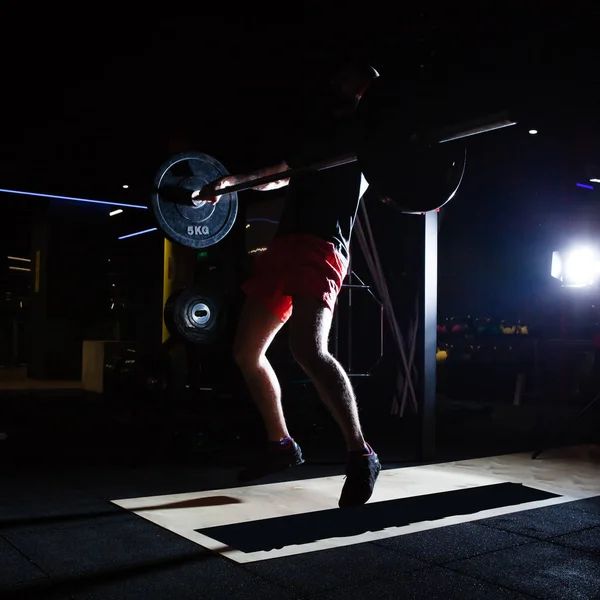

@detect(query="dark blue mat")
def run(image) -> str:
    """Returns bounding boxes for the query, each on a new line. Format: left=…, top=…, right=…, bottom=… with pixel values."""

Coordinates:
left=197, top=482, right=559, bottom=552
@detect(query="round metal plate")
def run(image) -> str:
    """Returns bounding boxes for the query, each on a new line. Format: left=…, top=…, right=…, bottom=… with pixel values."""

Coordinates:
left=151, top=152, right=238, bottom=248
left=357, top=76, right=467, bottom=213
left=359, top=138, right=467, bottom=213
left=164, top=284, right=227, bottom=345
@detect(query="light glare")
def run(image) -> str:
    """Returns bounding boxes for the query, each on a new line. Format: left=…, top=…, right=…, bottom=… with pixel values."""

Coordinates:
left=109, top=209, right=124, bottom=216
left=246, top=218, right=279, bottom=224
left=553, top=246, right=600, bottom=287
left=7, top=256, right=31, bottom=262
left=118, top=228, right=158, bottom=240
left=551, top=251, right=562, bottom=280
left=0, top=188, right=147, bottom=210
left=528, top=129, right=538, bottom=135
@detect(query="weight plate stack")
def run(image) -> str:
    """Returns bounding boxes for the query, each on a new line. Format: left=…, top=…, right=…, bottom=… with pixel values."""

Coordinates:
left=164, top=283, right=228, bottom=346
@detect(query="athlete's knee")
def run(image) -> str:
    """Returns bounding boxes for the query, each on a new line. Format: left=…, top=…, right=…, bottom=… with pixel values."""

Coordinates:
left=232, top=337, right=258, bottom=371
left=232, top=298, right=283, bottom=371
left=289, top=331, right=329, bottom=371
left=234, top=329, right=273, bottom=372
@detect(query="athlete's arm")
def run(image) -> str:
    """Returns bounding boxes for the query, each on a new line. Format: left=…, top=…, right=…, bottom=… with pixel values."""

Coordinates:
left=197, top=161, right=290, bottom=204
left=243, top=161, right=291, bottom=191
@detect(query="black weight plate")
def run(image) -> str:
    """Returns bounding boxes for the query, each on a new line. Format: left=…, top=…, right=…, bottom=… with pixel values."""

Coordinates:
left=163, top=288, right=183, bottom=340
left=164, top=284, right=227, bottom=345
left=152, top=152, right=238, bottom=248
left=357, top=76, right=467, bottom=213
left=360, top=135, right=467, bottom=213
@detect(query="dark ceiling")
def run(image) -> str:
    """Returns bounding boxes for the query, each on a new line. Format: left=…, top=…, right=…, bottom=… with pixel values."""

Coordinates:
left=0, top=7, right=599, bottom=260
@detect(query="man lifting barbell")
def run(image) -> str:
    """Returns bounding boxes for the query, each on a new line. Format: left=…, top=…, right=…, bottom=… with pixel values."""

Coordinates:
left=203, top=61, right=382, bottom=508
left=153, top=64, right=515, bottom=505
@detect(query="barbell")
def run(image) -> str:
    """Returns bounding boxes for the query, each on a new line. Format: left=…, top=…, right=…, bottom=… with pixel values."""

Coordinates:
left=151, top=76, right=516, bottom=249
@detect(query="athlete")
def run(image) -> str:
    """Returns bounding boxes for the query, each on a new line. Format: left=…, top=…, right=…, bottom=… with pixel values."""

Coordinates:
left=204, top=62, right=381, bottom=507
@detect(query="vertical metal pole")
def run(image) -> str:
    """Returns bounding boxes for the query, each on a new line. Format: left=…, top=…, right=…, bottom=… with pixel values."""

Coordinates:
left=561, top=294, right=567, bottom=402
left=162, top=238, right=174, bottom=344
left=333, top=301, right=340, bottom=359
left=347, top=257, right=353, bottom=373
left=419, top=210, right=438, bottom=461
left=347, top=178, right=371, bottom=374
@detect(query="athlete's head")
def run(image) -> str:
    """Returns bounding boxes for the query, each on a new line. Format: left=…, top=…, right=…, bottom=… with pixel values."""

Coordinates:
left=328, top=61, right=379, bottom=116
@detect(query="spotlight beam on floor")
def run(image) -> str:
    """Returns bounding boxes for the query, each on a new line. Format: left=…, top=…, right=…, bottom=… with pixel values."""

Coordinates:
left=0, top=188, right=148, bottom=210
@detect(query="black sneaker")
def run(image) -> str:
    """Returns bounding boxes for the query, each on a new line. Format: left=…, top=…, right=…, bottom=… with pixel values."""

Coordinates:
left=238, top=438, right=305, bottom=483
left=338, top=444, right=381, bottom=508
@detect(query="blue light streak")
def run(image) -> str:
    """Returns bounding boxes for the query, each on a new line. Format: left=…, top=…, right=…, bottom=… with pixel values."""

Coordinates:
left=576, top=183, right=594, bottom=190
left=0, top=188, right=148, bottom=209
left=247, top=218, right=279, bottom=224
left=118, top=228, right=158, bottom=240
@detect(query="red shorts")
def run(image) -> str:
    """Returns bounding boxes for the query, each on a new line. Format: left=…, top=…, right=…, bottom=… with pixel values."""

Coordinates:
left=242, top=234, right=348, bottom=323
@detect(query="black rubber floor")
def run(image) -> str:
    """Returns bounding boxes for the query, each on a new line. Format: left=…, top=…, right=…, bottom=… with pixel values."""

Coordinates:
left=1, top=391, right=599, bottom=599
left=1, top=458, right=600, bottom=600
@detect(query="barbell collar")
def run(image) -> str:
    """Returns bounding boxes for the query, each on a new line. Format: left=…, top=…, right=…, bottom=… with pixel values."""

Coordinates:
left=161, top=176, right=208, bottom=206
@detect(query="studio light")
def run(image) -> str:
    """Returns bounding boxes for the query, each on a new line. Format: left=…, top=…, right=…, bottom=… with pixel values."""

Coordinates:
left=109, top=209, right=124, bottom=216
left=551, top=246, right=600, bottom=288
left=528, top=129, right=538, bottom=135
left=576, top=183, right=594, bottom=190
left=7, top=256, right=31, bottom=262
left=9, top=266, right=31, bottom=272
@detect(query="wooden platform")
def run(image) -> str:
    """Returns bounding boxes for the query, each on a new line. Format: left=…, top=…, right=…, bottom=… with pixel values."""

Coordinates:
left=113, top=444, right=600, bottom=564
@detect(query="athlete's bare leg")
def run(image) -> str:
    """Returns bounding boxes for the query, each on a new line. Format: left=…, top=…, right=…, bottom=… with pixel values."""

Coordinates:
left=232, top=297, right=288, bottom=441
